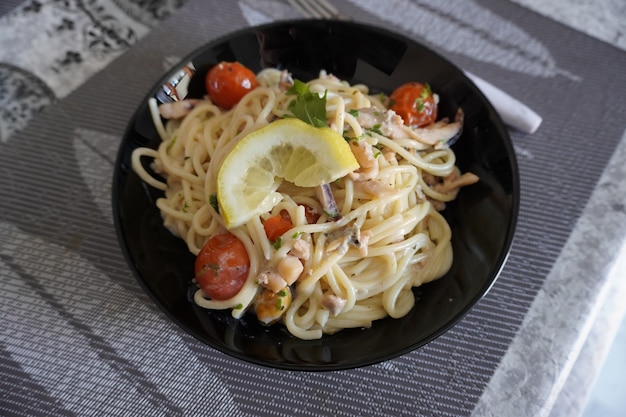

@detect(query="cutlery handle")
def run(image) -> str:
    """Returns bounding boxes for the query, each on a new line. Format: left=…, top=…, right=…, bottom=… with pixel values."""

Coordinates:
left=464, top=71, right=542, bottom=134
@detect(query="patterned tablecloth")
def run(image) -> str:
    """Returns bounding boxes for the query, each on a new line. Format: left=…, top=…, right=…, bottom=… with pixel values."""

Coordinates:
left=1, top=1, right=626, bottom=416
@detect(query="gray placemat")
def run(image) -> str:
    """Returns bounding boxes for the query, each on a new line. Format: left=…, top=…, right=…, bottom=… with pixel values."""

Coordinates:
left=1, top=0, right=626, bottom=416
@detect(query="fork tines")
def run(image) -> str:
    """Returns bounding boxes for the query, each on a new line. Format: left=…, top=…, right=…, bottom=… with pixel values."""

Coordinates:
left=287, top=0, right=341, bottom=19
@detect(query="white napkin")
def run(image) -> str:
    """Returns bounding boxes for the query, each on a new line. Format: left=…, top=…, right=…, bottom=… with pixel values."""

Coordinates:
left=465, top=71, right=542, bottom=134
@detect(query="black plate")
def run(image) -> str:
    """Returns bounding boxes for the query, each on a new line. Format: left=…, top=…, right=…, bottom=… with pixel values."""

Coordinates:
left=112, top=19, right=519, bottom=371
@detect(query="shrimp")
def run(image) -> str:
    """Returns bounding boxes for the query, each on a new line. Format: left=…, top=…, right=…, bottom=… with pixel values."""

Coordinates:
left=158, top=99, right=202, bottom=119
left=349, top=140, right=379, bottom=181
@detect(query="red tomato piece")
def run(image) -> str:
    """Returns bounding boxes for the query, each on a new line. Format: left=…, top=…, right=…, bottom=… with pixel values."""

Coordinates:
left=263, top=213, right=293, bottom=242
left=205, top=61, right=259, bottom=109
left=194, top=233, right=250, bottom=300
left=389, top=82, right=437, bottom=127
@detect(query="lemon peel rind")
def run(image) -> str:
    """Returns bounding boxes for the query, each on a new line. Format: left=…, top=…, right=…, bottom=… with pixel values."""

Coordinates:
left=217, top=118, right=359, bottom=228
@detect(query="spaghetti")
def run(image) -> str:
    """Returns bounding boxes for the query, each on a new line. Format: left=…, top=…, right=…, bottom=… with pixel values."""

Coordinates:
left=132, top=66, right=478, bottom=340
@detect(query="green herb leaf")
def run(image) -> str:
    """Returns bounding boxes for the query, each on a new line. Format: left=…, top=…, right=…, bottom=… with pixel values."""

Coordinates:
left=415, top=97, right=425, bottom=112
left=286, top=79, right=310, bottom=97
left=415, top=83, right=432, bottom=113
left=209, top=194, right=219, bottom=214
left=348, top=109, right=359, bottom=117
left=287, top=79, right=328, bottom=128
left=273, top=237, right=283, bottom=250
left=343, top=132, right=363, bottom=143
left=208, top=263, right=220, bottom=274
left=370, top=123, right=383, bottom=135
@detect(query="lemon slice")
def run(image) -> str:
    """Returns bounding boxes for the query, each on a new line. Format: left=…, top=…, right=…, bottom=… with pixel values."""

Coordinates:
left=217, top=118, right=359, bottom=228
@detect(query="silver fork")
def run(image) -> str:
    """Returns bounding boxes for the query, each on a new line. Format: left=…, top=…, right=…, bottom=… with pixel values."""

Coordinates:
left=287, top=0, right=341, bottom=19
left=285, top=0, right=542, bottom=134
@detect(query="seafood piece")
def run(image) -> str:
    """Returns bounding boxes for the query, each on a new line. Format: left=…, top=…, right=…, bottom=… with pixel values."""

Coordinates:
left=326, top=224, right=371, bottom=256
left=289, top=239, right=311, bottom=260
left=422, top=169, right=479, bottom=211
left=256, top=270, right=287, bottom=293
left=320, top=294, right=347, bottom=316
left=353, top=179, right=396, bottom=198
left=439, top=170, right=480, bottom=193
left=254, top=287, right=293, bottom=325
left=158, top=99, right=201, bottom=119
left=411, top=108, right=464, bottom=146
left=276, top=255, right=304, bottom=285
left=349, top=140, right=379, bottom=181
left=356, top=107, right=464, bottom=146
left=356, top=107, right=405, bottom=138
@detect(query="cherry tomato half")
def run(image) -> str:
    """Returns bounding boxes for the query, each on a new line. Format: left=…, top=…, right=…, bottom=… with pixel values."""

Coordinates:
left=262, top=205, right=320, bottom=242
left=262, top=212, right=293, bottom=242
left=205, top=61, right=259, bottom=109
left=195, top=233, right=250, bottom=300
left=389, top=82, right=437, bottom=127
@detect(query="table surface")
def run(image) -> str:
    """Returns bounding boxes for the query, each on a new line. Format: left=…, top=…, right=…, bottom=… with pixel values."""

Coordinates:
left=1, top=1, right=626, bottom=416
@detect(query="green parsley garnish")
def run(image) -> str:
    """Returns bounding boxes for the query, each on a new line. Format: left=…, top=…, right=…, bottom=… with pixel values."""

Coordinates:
left=273, top=237, right=283, bottom=250
left=181, top=201, right=190, bottom=213
left=415, top=98, right=425, bottom=112
left=343, top=132, right=363, bottom=142
left=208, top=263, right=220, bottom=275
left=209, top=193, right=219, bottom=214
left=415, top=83, right=432, bottom=113
left=370, top=123, right=383, bottom=135
left=348, top=109, right=359, bottom=117
left=286, top=79, right=328, bottom=127
left=234, top=303, right=243, bottom=310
